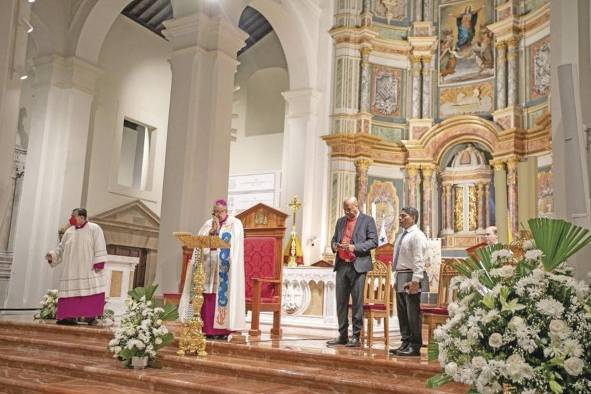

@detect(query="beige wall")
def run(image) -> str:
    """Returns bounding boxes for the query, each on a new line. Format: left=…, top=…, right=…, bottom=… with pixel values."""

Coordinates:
left=230, top=32, right=288, bottom=175
left=86, top=16, right=171, bottom=216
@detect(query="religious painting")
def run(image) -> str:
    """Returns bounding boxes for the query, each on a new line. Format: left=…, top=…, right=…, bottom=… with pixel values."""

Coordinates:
left=370, top=65, right=401, bottom=117
left=367, top=178, right=403, bottom=244
left=529, top=37, right=550, bottom=100
left=438, top=0, right=495, bottom=85
left=537, top=165, right=553, bottom=217
left=439, top=81, right=493, bottom=118
left=371, top=0, right=408, bottom=23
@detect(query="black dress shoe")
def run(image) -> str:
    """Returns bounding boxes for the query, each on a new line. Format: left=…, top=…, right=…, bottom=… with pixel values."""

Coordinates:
left=56, top=319, right=77, bottom=326
left=389, top=342, right=409, bottom=355
left=214, top=335, right=229, bottom=341
left=326, top=336, right=348, bottom=346
left=345, top=337, right=361, bottom=347
left=396, top=345, right=420, bottom=357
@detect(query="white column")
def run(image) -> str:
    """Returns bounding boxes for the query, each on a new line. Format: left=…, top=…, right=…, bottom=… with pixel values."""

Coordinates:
left=154, top=12, right=247, bottom=294
left=282, top=89, right=325, bottom=264
left=0, top=0, right=30, bottom=253
left=5, top=55, right=101, bottom=308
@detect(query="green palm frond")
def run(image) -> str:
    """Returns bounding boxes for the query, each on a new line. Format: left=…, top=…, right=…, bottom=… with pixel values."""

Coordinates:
left=528, top=218, right=591, bottom=271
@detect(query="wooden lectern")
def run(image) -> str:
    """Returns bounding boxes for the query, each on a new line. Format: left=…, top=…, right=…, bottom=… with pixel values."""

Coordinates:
left=173, top=232, right=230, bottom=357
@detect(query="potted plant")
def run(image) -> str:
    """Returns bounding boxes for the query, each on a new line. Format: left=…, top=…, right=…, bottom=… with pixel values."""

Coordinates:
left=427, top=218, right=591, bottom=393
left=108, top=285, right=178, bottom=369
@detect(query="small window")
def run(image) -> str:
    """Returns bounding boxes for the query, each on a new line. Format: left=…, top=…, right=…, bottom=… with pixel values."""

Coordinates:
left=118, top=119, right=154, bottom=191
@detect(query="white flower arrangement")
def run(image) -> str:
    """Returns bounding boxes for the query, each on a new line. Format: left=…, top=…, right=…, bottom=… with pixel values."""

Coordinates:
left=428, top=218, right=591, bottom=394
left=35, top=289, right=59, bottom=320
left=109, top=285, right=178, bottom=367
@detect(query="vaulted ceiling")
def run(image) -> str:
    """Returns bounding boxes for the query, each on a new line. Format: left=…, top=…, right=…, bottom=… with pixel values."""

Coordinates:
left=121, top=0, right=273, bottom=54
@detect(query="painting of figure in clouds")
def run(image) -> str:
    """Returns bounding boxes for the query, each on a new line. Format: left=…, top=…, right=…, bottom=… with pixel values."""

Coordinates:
left=439, top=0, right=495, bottom=86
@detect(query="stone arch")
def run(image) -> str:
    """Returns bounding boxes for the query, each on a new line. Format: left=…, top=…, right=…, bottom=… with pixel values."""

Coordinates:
left=414, top=116, right=501, bottom=165
left=75, top=0, right=315, bottom=91
left=247, top=0, right=314, bottom=90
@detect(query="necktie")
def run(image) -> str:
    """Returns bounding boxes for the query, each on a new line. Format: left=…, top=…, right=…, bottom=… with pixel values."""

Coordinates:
left=392, top=230, right=408, bottom=271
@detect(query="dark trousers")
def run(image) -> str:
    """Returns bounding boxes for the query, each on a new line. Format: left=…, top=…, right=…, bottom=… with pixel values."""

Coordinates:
left=335, top=263, right=366, bottom=339
left=396, top=291, right=422, bottom=347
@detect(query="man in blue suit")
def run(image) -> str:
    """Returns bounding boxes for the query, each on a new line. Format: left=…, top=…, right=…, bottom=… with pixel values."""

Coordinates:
left=326, top=197, right=378, bottom=347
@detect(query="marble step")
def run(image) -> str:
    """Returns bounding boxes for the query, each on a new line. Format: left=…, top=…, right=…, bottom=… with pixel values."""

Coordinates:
left=0, top=330, right=464, bottom=393
left=0, top=321, right=442, bottom=377
left=0, top=346, right=326, bottom=394
left=0, top=364, right=156, bottom=394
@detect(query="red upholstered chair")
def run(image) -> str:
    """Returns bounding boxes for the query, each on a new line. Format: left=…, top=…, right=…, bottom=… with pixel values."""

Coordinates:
left=420, top=259, right=459, bottom=344
left=236, top=204, right=287, bottom=338
left=354, top=260, right=392, bottom=348
left=374, top=243, right=394, bottom=315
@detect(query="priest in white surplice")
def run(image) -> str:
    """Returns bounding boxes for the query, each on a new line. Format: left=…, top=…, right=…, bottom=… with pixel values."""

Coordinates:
left=46, top=208, right=108, bottom=325
left=179, top=199, right=246, bottom=340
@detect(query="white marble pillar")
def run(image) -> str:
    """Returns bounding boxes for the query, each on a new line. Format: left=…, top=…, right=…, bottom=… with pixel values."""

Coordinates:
left=282, top=89, right=325, bottom=264
left=507, top=37, right=519, bottom=108
left=359, top=48, right=371, bottom=113
left=496, top=41, right=507, bottom=109
left=0, top=0, right=30, bottom=254
left=6, top=55, right=101, bottom=308
left=411, top=56, right=422, bottom=119
left=423, top=0, right=433, bottom=21
left=414, top=0, right=423, bottom=21
left=421, top=56, right=433, bottom=119
left=154, top=13, right=248, bottom=295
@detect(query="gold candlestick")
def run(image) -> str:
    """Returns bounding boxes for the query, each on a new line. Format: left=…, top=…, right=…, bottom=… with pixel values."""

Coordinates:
left=174, top=233, right=230, bottom=357
left=285, top=196, right=303, bottom=267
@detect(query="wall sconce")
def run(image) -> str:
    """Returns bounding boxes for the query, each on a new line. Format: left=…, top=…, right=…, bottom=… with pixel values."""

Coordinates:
left=22, top=18, right=33, bottom=33
left=13, top=67, right=28, bottom=81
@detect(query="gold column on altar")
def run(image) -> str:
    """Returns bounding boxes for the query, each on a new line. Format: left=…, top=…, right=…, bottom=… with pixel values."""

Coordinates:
left=421, top=165, right=435, bottom=238
left=453, top=185, right=464, bottom=233
left=476, top=182, right=486, bottom=233
left=405, top=164, right=419, bottom=208
left=173, top=232, right=230, bottom=357
left=492, top=160, right=509, bottom=244
left=354, top=158, right=373, bottom=213
left=506, top=157, right=519, bottom=237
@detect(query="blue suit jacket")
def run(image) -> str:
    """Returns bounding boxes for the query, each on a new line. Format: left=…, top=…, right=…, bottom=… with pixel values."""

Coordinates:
left=331, top=213, right=378, bottom=273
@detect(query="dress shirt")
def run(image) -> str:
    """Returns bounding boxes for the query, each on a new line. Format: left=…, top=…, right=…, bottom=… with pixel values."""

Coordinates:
left=392, top=224, right=427, bottom=282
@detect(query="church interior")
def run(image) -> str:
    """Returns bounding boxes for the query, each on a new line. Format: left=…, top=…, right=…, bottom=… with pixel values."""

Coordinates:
left=0, top=0, right=590, bottom=393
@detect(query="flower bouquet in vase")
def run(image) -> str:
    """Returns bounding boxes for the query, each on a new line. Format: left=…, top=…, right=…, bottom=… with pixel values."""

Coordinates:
left=34, top=289, right=58, bottom=321
left=109, top=285, right=178, bottom=369
left=427, top=218, right=591, bottom=394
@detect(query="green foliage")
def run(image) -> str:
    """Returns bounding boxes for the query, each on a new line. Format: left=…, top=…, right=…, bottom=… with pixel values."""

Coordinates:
left=528, top=218, right=591, bottom=271
left=427, top=341, right=440, bottom=362
left=425, top=373, right=452, bottom=388
left=160, top=303, right=179, bottom=322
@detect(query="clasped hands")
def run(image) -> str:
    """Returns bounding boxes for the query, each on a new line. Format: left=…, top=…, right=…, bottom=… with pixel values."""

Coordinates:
left=403, top=280, right=420, bottom=294
left=336, top=242, right=355, bottom=252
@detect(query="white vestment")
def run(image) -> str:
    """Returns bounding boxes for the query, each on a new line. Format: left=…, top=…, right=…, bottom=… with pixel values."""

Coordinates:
left=178, top=216, right=246, bottom=331
left=48, top=222, right=108, bottom=298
